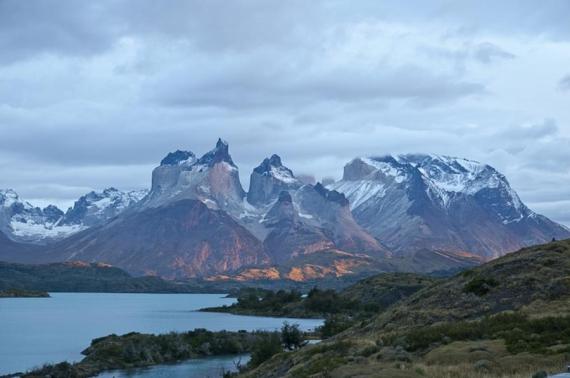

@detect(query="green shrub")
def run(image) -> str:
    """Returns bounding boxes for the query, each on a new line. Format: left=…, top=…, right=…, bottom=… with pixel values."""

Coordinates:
left=319, top=315, right=355, bottom=338
left=463, top=277, right=499, bottom=296
left=281, top=322, right=305, bottom=350
left=248, top=332, right=282, bottom=368
left=396, top=313, right=570, bottom=355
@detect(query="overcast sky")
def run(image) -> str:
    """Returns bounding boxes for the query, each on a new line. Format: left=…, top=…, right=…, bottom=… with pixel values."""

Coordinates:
left=0, top=0, right=569, bottom=226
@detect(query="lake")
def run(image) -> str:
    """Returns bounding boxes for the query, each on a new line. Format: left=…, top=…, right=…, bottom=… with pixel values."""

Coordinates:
left=0, top=293, right=323, bottom=376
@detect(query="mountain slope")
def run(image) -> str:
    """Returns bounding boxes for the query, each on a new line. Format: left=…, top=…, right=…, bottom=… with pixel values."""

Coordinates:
left=330, top=154, right=569, bottom=259
left=369, top=238, right=570, bottom=332
left=42, top=199, right=269, bottom=278
left=0, top=229, right=41, bottom=261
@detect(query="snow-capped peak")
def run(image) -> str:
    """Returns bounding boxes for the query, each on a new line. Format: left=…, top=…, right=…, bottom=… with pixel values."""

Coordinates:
left=0, top=189, right=30, bottom=209
left=254, top=154, right=298, bottom=185
left=247, top=155, right=302, bottom=206
left=0, top=188, right=70, bottom=243
left=61, top=187, right=149, bottom=226
left=337, top=153, right=529, bottom=224
left=359, top=154, right=509, bottom=198
left=197, top=138, right=236, bottom=167
left=160, top=150, right=196, bottom=166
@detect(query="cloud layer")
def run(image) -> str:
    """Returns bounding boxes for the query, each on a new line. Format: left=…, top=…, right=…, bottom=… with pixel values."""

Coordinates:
left=0, top=0, right=569, bottom=225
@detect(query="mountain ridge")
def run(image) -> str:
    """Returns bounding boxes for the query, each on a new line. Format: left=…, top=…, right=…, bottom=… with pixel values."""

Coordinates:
left=329, top=153, right=569, bottom=259
left=1, top=141, right=567, bottom=280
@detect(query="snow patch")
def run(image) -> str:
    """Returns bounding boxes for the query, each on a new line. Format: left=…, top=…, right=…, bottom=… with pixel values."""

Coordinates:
left=10, top=219, right=85, bottom=239
left=298, top=212, right=313, bottom=219
left=265, top=166, right=297, bottom=184
left=329, top=180, right=386, bottom=210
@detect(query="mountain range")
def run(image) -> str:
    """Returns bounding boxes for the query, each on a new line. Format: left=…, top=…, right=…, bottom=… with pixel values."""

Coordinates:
left=0, top=187, right=147, bottom=243
left=1, top=139, right=567, bottom=280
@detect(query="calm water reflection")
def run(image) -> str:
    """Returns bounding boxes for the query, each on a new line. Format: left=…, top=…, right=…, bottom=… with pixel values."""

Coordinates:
left=97, top=354, right=251, bottom=378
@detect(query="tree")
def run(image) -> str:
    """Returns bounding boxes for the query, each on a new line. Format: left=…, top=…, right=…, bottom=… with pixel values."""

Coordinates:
left=281, top=322, right=305, bottom=351
left=248, top=332, right=282, bottom=368
left=319, top=315, right=354, bottom=338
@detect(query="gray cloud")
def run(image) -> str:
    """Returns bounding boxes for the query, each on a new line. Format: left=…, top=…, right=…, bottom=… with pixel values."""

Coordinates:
left=559, top=75, right=570, bottom=91
left=472, top=43, right=515, bottom=64
left=147, top=61, right=484, bottom=109
left=0, top=1, right=121, bottom=63
left=0, top=1, right=569, bottom=227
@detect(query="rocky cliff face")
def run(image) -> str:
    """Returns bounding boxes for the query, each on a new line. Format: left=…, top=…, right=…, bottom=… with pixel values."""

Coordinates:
left=330, top=154, right=570, bottom=259
left=247, top=154, right=302, bottom=206
left=142, top=139, right=245, bottom=215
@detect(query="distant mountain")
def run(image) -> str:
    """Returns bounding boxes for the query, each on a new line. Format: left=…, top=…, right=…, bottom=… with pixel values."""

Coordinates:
left=0, top=188, right=147, bottom=244
left=329, top=154, right=570, bottom=259
left=0, top=189, right=69, bottom=243
left=2, top=143, right=567, bottom=280
left=26, top=142, right=393, bottom=279
left=60, top=187, right=148, bottom=228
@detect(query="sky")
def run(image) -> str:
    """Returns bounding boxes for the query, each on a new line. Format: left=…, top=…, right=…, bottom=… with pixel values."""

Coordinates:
left=0, top=0, right=569, bottom=226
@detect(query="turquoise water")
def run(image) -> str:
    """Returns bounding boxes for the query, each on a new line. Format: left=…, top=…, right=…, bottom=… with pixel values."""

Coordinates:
left=0, top=293, right=323, bottom=376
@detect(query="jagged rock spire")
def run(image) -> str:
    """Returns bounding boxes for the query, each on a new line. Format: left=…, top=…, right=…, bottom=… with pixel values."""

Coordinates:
left=197, top=138, right=235, bottom=166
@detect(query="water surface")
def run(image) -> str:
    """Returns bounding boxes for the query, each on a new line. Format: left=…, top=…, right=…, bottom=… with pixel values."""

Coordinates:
left=0, top=293, right=322, bottom=375
left=97, top=354, right=251, bottom=378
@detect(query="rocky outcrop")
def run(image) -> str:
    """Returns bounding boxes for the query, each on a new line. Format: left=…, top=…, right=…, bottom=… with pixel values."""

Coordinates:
left=247, top=154, right=301, bottom=206
left=142, top=139, right=246, bottom=215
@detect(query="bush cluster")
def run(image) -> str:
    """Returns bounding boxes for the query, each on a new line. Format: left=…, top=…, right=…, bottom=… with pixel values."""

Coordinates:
left=393, top=313, right=570, bottom=355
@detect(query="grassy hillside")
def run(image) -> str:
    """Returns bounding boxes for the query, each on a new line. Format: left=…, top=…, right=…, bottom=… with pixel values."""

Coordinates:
left=241, top=239, right=570, bottom=378
left=370, top=239, right=570, bottom=332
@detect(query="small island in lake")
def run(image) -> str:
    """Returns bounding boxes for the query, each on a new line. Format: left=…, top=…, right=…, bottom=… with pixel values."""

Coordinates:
left=17, top=326, right=305, bottom=377
left=0, top=288, right=50, bottom=298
